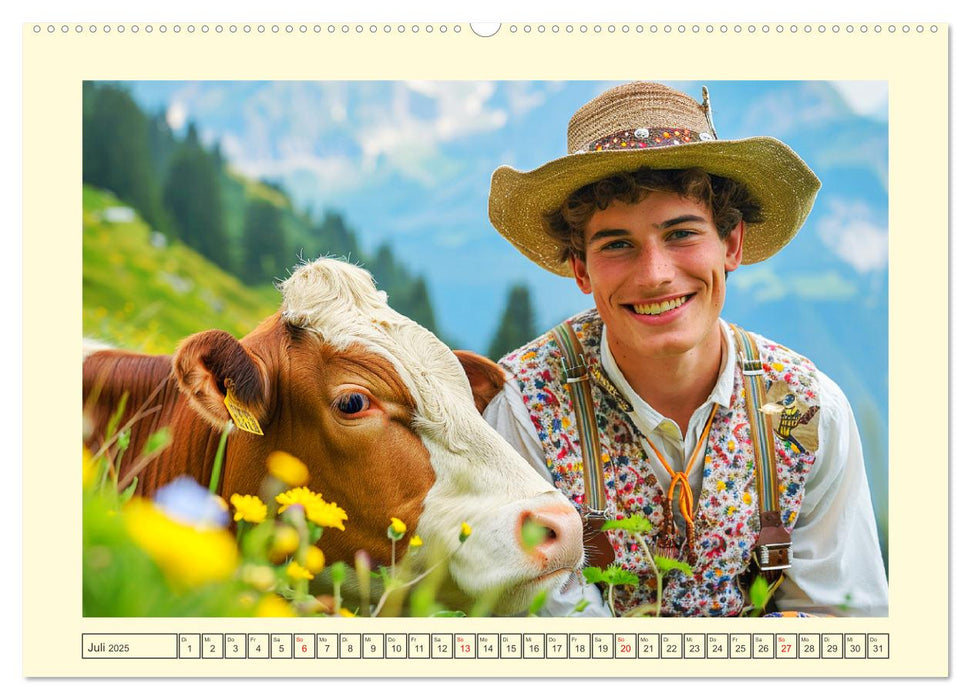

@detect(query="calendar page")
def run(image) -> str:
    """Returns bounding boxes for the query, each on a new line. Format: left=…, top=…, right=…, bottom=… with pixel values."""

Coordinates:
left=21, top=18, right=947, bottom=679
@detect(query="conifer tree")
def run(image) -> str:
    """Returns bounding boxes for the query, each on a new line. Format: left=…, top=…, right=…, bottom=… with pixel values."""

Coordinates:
left=162, top=124, right=231, bottom=269
left=82, top=83, right=166, bottom=230
left=488, top=284, right=538, bottom=360
left=240, top=198, right=288, bottom=285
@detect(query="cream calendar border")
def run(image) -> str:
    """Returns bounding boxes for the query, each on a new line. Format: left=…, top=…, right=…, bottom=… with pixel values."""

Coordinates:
left=22, top=22, right=948, bottom=678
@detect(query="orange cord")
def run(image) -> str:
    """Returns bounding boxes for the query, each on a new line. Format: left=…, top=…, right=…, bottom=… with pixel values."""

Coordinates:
left=643, top=405, right=717, bottom=531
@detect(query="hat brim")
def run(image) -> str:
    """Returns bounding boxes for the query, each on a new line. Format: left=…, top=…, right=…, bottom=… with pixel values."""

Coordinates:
left=488, top=136, right=821, bottom=277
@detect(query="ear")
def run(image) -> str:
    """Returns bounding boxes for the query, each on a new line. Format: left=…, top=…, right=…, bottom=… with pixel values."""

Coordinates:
left=172, top=329, right=269, bottom=430
left=570, top=254, right=593, bottom=294
left=724, top=220, right=744, bottom=272
left=454, top=350, right=507, bottom=414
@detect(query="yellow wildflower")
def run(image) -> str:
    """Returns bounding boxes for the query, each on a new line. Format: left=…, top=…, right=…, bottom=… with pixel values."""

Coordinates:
left=409, top=535, right=423, bottom=548
left=269, top=525, right=300, bottom=561
left=266, top=451, right=310, bottom=487
left=276, top=487, right=348, bottom=531
left=230, top=494, right=267, bottom=524
left=82, top=447, right=97, bottom=489
left=390, top=516, right=407, bottom=535
left=276, top=486, right=323, bottom=514
left=286, top=561, right=314, bottom=581
left=459, top=522, right=472, bottom=543
left=123, top=498, right=238, bottom=588
left=304, top=545, right=325, bottom=574
left=240, top=564, right=277, bottom=592
left=255, top=595, right=297, bottom=617
left=306, top=501, right=347, bottom=531
left=338, top=608, right=356, bottom=617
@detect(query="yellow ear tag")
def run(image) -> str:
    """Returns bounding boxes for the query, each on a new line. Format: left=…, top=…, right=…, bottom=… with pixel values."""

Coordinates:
left=223, top=385, right=264, bottom=436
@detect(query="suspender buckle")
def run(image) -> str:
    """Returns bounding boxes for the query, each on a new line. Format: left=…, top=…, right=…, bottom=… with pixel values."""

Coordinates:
left=741, top=358, right=763, bottom=376
left=560, top=356, right=589, bottom=384
left=579, top=505, right=610, bottom=525
left=752, top=542, right=792, bottom=572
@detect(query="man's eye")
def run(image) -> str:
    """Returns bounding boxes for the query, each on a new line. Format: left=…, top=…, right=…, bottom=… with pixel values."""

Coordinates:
left=602, top=239, right=632, bottom=250
left=668, top=229, right=696, bottom=241
left=335, top=393, right=370, bottom=414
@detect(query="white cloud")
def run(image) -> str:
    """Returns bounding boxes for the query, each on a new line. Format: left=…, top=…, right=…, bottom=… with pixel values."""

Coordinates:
left=357, top=81, right=506, bottom=184
left=830, top=81, right=889, bottom=119
left=166, top=100, right=187, bottom=131
left=506, top=81, right=548, bottom=116
left=817, top=200, right=888, bottom=274
left=732, top=265, right=858, bottom=302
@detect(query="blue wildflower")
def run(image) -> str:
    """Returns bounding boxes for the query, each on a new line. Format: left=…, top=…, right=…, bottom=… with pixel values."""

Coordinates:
left=154, top=476, right=230, bottom=528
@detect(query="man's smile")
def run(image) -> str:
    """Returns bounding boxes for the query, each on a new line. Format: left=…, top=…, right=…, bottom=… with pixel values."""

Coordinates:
left=626, top=293, right=694, bottom=318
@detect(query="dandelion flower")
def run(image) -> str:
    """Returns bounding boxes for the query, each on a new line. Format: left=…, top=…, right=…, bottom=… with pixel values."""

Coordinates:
left=388, top=516, right=407, bottom=540
left=304, top=545, right=325, bottom=574
left=305, top=501, right=347, bottom=531
left=255, top=595, right=296, bottom=617
left=230, top=494, right=267, bottom=524
left=409, top=535, right=423, bottom=548
left=269, top=525, right=300, bottom=561
left=123, top=498, right=238, bottom=587
left=459, top=521, right=472, bottom=543
left=276, top=486, right=324, bottom=515
left=286, top=561, right=314, bottom=581
left=266, top=451, right=310, bottom=487
left=82, top=447, right=97, bottom=489
left=276, top=488, right=347, bottom=530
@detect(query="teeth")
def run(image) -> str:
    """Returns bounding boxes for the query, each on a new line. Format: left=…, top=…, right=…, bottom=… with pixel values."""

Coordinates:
left=632, top=296, right=687, bottom=316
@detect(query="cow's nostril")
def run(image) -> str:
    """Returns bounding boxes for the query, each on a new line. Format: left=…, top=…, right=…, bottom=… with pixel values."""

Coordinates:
left=521, top=515, right=556, bottom=549
left=521, top=516, right=556, bottom=550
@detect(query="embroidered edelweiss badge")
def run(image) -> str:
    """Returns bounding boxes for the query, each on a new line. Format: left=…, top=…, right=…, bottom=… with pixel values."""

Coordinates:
left=760, top=382, right=819, bottom=454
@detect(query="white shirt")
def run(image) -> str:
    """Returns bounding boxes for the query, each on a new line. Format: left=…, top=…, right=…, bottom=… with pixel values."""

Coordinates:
left=483, top=320, right=889, bottom=617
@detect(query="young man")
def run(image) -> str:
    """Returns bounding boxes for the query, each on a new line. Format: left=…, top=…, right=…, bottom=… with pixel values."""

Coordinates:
left=484, top=82, right=888, bottom=616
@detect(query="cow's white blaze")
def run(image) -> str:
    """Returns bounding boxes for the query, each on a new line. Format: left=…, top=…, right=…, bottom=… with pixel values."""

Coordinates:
left=280, top=258, right=583, bottom=613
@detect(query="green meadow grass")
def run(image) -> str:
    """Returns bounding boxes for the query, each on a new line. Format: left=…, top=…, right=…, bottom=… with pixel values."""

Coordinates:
left=83, top=185, right=281, bottom=354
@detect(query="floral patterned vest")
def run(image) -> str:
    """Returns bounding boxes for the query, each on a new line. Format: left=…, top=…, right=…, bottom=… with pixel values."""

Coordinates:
left=500, top=309, right=820, bottom=616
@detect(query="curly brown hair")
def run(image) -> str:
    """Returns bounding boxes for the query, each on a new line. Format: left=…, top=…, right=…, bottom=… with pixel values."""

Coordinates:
left=544, top=167, right=764, bottom=263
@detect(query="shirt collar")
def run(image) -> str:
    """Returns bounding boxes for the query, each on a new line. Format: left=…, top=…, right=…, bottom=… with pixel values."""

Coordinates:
left=599, top=319, right=736, bottom=430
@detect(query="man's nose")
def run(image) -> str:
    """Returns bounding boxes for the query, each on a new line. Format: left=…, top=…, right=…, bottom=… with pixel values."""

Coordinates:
left=634, top=243, right=675, bottom=287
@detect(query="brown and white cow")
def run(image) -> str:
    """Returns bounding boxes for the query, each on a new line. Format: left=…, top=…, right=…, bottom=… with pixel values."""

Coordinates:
left=83, top=257, right=583, bottom=614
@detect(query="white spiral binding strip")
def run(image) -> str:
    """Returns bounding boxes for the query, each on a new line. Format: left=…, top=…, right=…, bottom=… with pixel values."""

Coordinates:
left=32, top=23, right=940, bottom=36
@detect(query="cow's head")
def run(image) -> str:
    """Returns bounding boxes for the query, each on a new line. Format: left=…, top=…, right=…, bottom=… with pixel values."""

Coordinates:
left=171, top=258, right=583, bottom=614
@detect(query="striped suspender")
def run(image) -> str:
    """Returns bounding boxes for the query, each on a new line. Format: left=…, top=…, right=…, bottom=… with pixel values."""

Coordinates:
left=732, top=325, right=792, bottom=578
left=551, top=322, right=615, bottom=568
left=551, top=322, right=608, bottom=517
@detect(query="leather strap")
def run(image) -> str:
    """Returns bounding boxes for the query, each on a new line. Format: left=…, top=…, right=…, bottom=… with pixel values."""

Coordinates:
left=551, top=321, right=615, bottom=569
left=732, top=325, right=792, bottom=582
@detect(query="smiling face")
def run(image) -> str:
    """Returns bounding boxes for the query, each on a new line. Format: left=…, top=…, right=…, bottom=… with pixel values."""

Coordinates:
left=571, top=190, right=743, bottom=368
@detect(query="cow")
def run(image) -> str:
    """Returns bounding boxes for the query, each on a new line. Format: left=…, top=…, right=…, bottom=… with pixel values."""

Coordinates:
left=83, top=257, right=584, bottom=615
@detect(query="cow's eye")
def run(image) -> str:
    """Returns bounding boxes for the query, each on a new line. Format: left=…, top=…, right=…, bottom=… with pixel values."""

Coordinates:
left=335, top=392, right=370, bottom=415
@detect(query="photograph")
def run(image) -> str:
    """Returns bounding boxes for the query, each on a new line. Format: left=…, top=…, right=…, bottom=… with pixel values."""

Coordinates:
left=81, top=78, right=889, bottom=619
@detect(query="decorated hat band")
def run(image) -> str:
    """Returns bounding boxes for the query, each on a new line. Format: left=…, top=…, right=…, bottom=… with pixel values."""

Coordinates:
left=582, top=127, right=715, bottom=154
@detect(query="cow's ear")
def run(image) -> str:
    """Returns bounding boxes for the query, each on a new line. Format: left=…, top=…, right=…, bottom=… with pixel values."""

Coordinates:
left=454, top=350, right=506, bottom=414
left=172, top=330, right=269, bottom=430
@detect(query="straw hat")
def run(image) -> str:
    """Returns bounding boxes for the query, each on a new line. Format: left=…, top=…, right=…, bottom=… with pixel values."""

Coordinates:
left=488, top=82, right=821, bottom=277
